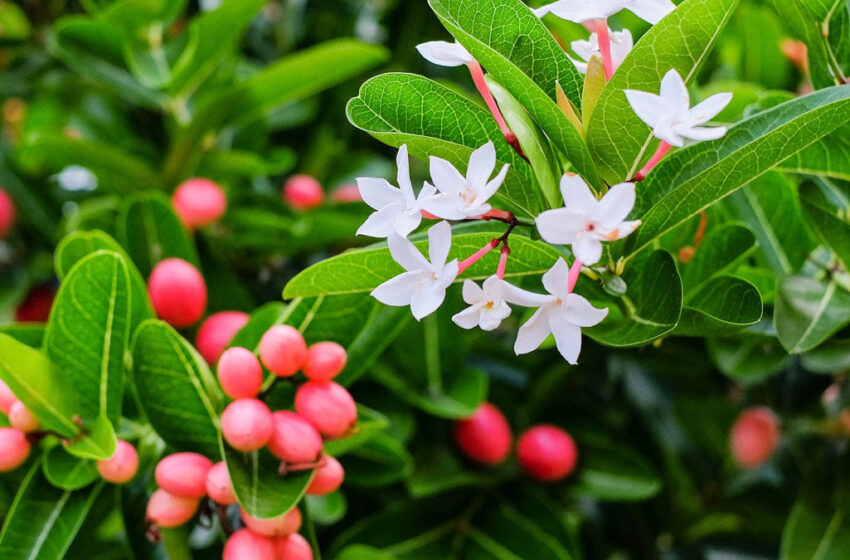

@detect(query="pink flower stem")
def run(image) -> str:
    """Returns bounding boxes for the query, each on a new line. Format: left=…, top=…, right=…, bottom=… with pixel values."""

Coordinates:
left=567, top=259, right=583, bottom=294
left=496, top=244, right=510, bottom=279
left=595, top=19, right=614, bottom=80
left=466, top=61, right=524, bottom=156
left=634, top=141, right=673, bottom=182
left=421, top=210, right=441, bottom=220
left=457, top=238, right=500, bottom=275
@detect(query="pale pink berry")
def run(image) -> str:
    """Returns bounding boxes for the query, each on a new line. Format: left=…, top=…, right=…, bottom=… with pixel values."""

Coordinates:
left=196, top=311, right=250, bottom=365
left=241, top=507, right=302, bottom=537
left=206, top=461, right=237, bottom=505
left=217, top=347, right=264, bottom=399
left=330, top=184, right=362, bottom=203
left=0, top=189, right=15, bottom=239
left=283, top=175, right=324, bottom=211
left=0, top=428, right=30, bottom=472
left=0, top=380, right=16, bottom=414
left=15, top=284, right=55, bottom=322
left=295, top=381, right=357, bottom=439
left=455, top=403, right=512, bottom=465
left=275, top=533, right=313, bottom=560
left=221, top=399, right=274, bottom=452
left=303, top=342, right=347, bottom=382
left=224, top=529, right=276, bottom=560
left=148, top=258, right=207, bottom=328
left=268, top=411, right=323, bottom=465
left=259, top=325, right=307, bottom=377
left=155, top=452, right=213, bottom=498
left=306, top=455, right=344, bottom=496
left=96, top=440, right=139, bottom=484
left=146, top=489, right=200, bottom=528
left=8, top=401, right=39, bottom=433
left=517, top=425, right=578, bottom=482
left=172, top=178, right=227, bottom=229
left=731, top=407, right=780, bottom=468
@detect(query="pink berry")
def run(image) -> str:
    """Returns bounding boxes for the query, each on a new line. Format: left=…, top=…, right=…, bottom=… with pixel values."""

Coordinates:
left=259, top=326, right=307, bottom=377
left=155, top=452, right=213, bottom=498
left=295, top=381, right=357, bottom=439
left=217, top=347, right=264, bottom=399
left=306, top=455, right=344, bottom=496
left=0, top=428, right=30, bottom=472
left=206, top=461, right=237, bottom=505
left=275, top=533, right=313, bottom=560
left=96, top=440, right=139, bottom=484
left=148, top=258, right=207, bottom=328
left=0, top=189, right=15, bottom=239
left=224, top=529, right=276, bottom=560
left=0, top=380, right=16, bottom=414
left=221, top=399, right=274, bottom=452
left=330, top=184, right=362, bottom=203
left=172, top=178, right=227, bottom=229
left=731, top=407, right=780, bottom=468
left=268, top=411, right=324, bottom=465
left=196, top=311, right=250, bottom=365
left=283, top=175, right=324, bottom=211
left=303, top=342, right=347, bottom=382
left=241, top=507, right=302, bottom=537
left=146, top=489, right=200, bottom=528
left=15, top=284, right=55, bottom=323
left=455, top=403, right=512, bottom=465
left=8, top=401, right=39, bottom=433
left=517, top=425, right=578, bottom=482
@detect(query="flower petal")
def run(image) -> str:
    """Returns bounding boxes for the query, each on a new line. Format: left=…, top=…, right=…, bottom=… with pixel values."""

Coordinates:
left=549, top=0, right=625, bottom=22
left=356, top=178, right=401, bottom=211
left=371, top=272, right=421, bottom=306
left=560, top=173, right=598, bottom=215
left=677, top=125, right=728, bottom=142
left=479, top=163, right=509, bottom=203
left=625, top=0, right=676, bottom=24
left=388, top=233, right=428, bottom=272
left=598, top=182, right=636, bottom=227
left=610, top=29, right=634, bottom=67
left=392, top=209, right=423, bottom=238
left=659, top=69, right=690, bottom=109
left=452, top=304, right=484, bottom=329
left=461, top=279, right=484, bottom=304
left=501, top=282, right=556, bottom=307
left=396, top=145, right=415, bottom=201
left=416, top=40, right=474, bottom=67
left=548, top=313, right=583, bottom=364
left=428, top=220, right=453, bottom=268
left=420, top=193, right=467, bottom=220
left=624, top=89, right=667, bottom=129
left=466, top=142, right=496, bottom=189
left=564, top=293, right=609, bottom=327
left=536, top=208, right=586, bottom=245
left=572, top=233, right=604, bottom=265
left=687, top=92, right=733, bottom=125
left=410, top=282, right=447, bottom=320
left=514, top=308, right=553, bottom=355
left=542, top=258, right=570, bottom=299
left=430, top=156, right=467, bottom=194
left=358, top=204, right=402, bottom=238
left=479, top=302, right=511, bottom=331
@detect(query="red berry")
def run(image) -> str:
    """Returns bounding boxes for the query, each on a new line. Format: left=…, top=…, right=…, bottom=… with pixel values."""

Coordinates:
left=303, top=342, right=347, bottom=382
left=224, top=529, right=276, bottom=560
left=14, top=284, right=56, bottom=323
left=0, top=189, right=15, bottom=238
left=172, top=178, right=227, bottom=229
left=206, top=461, right=237, bottom=505
left=275, top=533, right=313, bottom=560
left=8, top=401, right=39, bottom=433
left=730, top=407, right=780, bottom=468
left=155, top=452, right=213, bottom=498
left=330, top=184, right=362, bottom=203
left=146, top=489, right=200, bottom=528
left=96, top=440, right=139, bottom=484
left=196, top=311, right=250, bottom=365
left=517, top=425, right=578, bottom=482
left=295, top=381, right=357, bottom=439
left=283, top=175, right=324, bottom=211
left=259, top=326, right=307, bottom=377
left=0, top=380, right=16, bottom=415
left=455, top=403, right=512, bottom=465
left=217, top=347, right=264, bottom=399
left=268, top=411, right=323, bottom=465
left=0, top=428, right=30, bottom=472
left=241, top=507, right=302, bottom=538
left=221, top=399, right=274, bottom=452
left=148, top=258, right=207, bottom=328
left=306, top=455, right=344, bottom=496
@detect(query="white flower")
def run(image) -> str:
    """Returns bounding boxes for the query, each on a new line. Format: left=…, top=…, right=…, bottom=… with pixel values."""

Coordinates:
left=535, top=0, right=675, bottom=24
left=416, top=41, right=475, bottom=67
left=356, top=145, right=436, bottom=238
left=452, top=276, right=514, bottom=331
left=372, top=221, right=459, bottom=320
left=570, top=28, right=633, bottom=73
left=421, top=142, right=509, bottom=220
left=624, top=69, right=733, bottom=147
left=512, top=258, right=608, bottom=364
left=536, top=174, right=640, bottom=265
left=57, top=165, right=98, bottom=192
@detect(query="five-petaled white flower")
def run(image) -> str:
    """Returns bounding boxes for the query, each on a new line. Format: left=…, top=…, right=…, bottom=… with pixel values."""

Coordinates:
left=512, top=258, right=608, bottom=364
left=416, top=40, right=475, bottom=67
left=372, top=221, right=459, bottom=321
left=421, top=142, right=509, bottom=220
left=356, top=145, right=436, bottom=239
left=625, top=69, right=733, bottom=147
left=453, top=276, right=517, bottom=331
left=535, top=0, right=675, bottom=24
left=570, top=28, right=633, bottom=74
left=536, top=174, right=640, bottom=265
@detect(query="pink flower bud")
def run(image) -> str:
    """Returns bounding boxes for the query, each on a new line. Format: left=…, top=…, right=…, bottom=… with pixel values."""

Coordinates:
left=221, top=399, right=274, bottom=452
left=172, top=178, right=227, bottom=229
left=0, top=380, right=16, bottom=415
left=96, top=440, right=139, bottom=484
left=146, top=489, right=200, bottom=528
left=148, top=258, right=207, bottom=328
left=217, top=347, right=264, bottom=400
left=303, top=342, right=347, bottom=382
left=196, top=311, right=250, bottom=365
left=517, top=425, right=578, bottom=482
left=0, top=189, right=15, bottom=239
left=268, top=411, right=323, bottom=465
left=241, top=507, right=302, bottom=537
left=454, top=403, right=512, bottom=465
left=155, top=452, right=213, bottom=498
left=283, top=175, right=324, bottom=211
left=306, top=455, right=344, bottom=496
left=9, top=401, right=39, bottom=433
left=259, top=325, right=307, bottom=377
left=206, top=461, right=237, bottom=505
left=330, top=184, right=362, bottom=203
left=275, top=533, right=314, bottom=560
left=224, top=529, right=277, bottom=560
left=0, top=428, right=30, bottom=472
left=295, top=381, right=357, bottom=439
left=730, top=407, right=780, bottom=468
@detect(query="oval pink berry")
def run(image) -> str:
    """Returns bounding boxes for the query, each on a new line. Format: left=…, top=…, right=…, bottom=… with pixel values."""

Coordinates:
left=206, top=461, right=237, bottom=505
left=221, top=399, right=274, bottom=452
left=148, top=258, right=207, bottom=328
left=97, top=440, right=139, bottom=484
left=217, top=347, right=264, bottom=399
left=330, top=183, right=362, bottom=203
left=0, top=380, right=17, bottom=415
left=0, top=189, right=15, bottom=239
left=9, top=401, right=40, bottom=433
left=275, top=533, right=313, bottom=560
left=455, top=403, right=512, bottom=465
left=295, top=381, right=357, bottom=439
left=196, top=311, right=250, bottom=365
left=303, top=342, right=347, bottom=382
left=172, top=178, right=227, bottom=229
left=241, top=507, right=302, bottom=538
left=146, top=489, right=200, bottom=528
left=306, top=455, right=344, bottom=496
left=0, top=428, right=30, bottom=472
left=155, top=452, right=213, bottom=498
left=268, top=411, right=323, bottom=465
left=224, top=529, right=276, bottom=560
left=731, top=407, right=780, bottom=468
left=283, top=175, right=324, bottom=211
left=517, top=425, right=578, bottom=482
left=259, top=325, right=307, bottom=377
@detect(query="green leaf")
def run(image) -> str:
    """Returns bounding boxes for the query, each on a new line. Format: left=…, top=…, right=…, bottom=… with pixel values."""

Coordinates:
left=800, top=180, right=850, bottom=270
left=681, top=224, right=757, bottom=293
left=777, top=127, right=850, bottom=181
left=781, top=482, right=850, bottom=560
left=42, top=447, right=99, bottom=491
left=324, top=406, right=389, bottom=457
left=570, top=440, right=661, bottom=502
left=469, top=506, right=574, bottom=560
left=0, top=1, right=31, bottom=40
left=341, top=433, right=414, bottom=488
left=674, top=276, right=763, bottom=336
left=0, top=324, right=44, bottom=348
left=802, top=338, right=850, bottom=373
left=775, top=275, right=850, bottom=353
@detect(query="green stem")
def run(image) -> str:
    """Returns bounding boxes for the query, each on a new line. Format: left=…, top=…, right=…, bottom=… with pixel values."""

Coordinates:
left=424, top=315, right=442, bottom=395
left=160, top=527, right=193, bottom=560
left=302, top=500, right=323, bottom=560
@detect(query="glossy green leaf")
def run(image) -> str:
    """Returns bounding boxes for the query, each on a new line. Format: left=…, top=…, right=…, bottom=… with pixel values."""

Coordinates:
left=42, top=447, right=99, bottom=491
left=777, top=127, right=850, bottom=181
left=0, top=324, right=45, bottom=348
left=710, top=331, right=790, bottom=383
left=674, top=276, right=763, bottom=336
left=681, top=224, right=757, bottom=294
left=0, top=1, right=31, bottom=40
left=570, top=441, right=661, bottom=502
left=341, top=433, right=414, bottom=488
left=800, top=180, right=850, bottom=270
left=324, top=406, right=389, bottom=457
left=781, top=483, right=850, bottom=560
left=469, top=506, right=574, bottom=560
left=802, top=338, right=850, bottom=373
left=775, top=275, right=850, bottom=353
